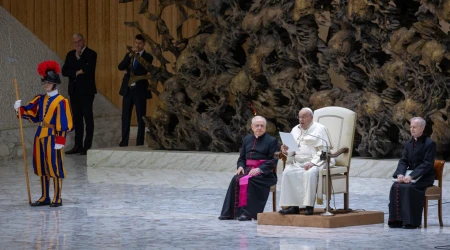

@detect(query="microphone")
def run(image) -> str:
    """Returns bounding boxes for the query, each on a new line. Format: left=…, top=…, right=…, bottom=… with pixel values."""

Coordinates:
left=298, top=125, right=330, bottom=160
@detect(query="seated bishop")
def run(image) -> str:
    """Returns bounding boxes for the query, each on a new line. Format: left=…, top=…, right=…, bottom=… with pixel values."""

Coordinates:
left=218, top=116, right=278, bottom=221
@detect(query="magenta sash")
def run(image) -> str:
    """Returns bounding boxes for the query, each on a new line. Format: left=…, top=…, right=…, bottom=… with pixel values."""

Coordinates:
left=238, top=159, right=266, bottom=207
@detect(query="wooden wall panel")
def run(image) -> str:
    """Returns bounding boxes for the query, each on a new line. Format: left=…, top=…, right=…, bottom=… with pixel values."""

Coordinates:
left=41, top=0, right=50, bottom=47
left=26, top=0, right=34, bottom=33
left=64, top=0, right=73, bottom=54
left=72, top=0, right=80, bottom=36
left=48, top=0, right=57, bottom=50
left=110, top=1, right=119, bottom=107
left=117, top=1, right=128, bottom=111
left=0, top=0, right=200, bottom=125
left=79, top=0, right=88, bottom=43
left=33, top=0, right=41, bottom=41
left=1, top=0, right=11, bottom=13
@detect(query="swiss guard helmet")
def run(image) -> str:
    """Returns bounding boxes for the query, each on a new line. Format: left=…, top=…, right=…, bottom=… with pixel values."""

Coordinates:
left=37, top=60, right=61, bottom=84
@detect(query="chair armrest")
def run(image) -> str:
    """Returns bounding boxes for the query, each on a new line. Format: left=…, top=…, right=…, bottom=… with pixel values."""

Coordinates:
left=329, top=147, right=349, bottom=158
left=274, top=152, right=287, bottom=162
left=274, top=152, right=287, bottom=171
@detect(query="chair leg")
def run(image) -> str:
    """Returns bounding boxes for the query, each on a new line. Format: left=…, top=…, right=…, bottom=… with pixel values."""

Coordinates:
left=272, top=191, right=276, bottom=212
left=438, top=199, right=443, bottom=227
left=424, top=199, right=428, bottom=228
left=344, top=173, right=349, bottom=210
left=344, top=193, right=349, bottom=211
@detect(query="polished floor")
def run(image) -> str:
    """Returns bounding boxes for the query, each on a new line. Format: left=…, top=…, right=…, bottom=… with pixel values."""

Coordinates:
left=1, top=155, right=449, bottom=250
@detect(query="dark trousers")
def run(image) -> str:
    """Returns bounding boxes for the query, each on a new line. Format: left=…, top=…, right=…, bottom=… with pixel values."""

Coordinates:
left=121, top=89, right=147, bottom=146
left=69, top=94, right=95, bottom=150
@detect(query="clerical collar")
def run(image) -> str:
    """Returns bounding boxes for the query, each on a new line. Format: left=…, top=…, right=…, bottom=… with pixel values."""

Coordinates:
left=47, top=89, right=58, bottom=97
left=254, top=133, right=266, bottom=139
left=412, top=134, right=426, bottom=142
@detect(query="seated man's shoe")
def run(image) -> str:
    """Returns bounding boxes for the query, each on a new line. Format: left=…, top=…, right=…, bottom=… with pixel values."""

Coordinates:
left=403, top=224, right=419, bottom=229
left=218, top=215, right=234, bottom=220
left=278, top=206, right=300, bottom=215
left=305, top=206, right=314, bottom=215
left=65, top=146, right=81, bottom=155
left=388, top=221, right=403, bottom=228
left=30, top=201, right=51, bottom=206
left=238, top=214, right=252, bottom=221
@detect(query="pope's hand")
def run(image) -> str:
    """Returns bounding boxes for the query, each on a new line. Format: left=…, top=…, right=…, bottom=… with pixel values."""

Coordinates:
left=281, top=144, right=289, bottom=154
left=14, top=100, right=21, bottom=111
left=303, top=162, right=315, bottom=170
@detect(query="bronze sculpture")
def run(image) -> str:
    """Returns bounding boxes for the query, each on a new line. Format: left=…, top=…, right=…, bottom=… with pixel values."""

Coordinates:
left=120, top=0, right=450, bottom=158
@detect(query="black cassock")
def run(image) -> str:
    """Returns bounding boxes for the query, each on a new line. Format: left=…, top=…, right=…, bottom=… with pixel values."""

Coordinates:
left=388, top=135, right=436, bottom=227
left=220, top=133, right=278, bottom=219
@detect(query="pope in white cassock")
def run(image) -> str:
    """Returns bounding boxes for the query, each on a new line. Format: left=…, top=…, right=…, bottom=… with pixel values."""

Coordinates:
left=278, top=108, right=334, bottom=215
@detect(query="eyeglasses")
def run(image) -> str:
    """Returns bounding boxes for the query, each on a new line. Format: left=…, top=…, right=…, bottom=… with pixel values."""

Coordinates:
left=252, top=124, right=265, bottom=128
left=297, top=115, right=312, bottom=119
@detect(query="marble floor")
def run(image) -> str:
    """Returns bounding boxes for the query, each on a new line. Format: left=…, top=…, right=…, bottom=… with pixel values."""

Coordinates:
left=0, top=155, right=449, bottom=250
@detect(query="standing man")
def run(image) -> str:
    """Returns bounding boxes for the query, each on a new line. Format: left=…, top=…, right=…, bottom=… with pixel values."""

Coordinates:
left=278, top=108, right=334, bottom=215
left=388, top=117, right=436, bottom=229
left=62, top=33, right=97, bottom=155
left=15, top=61, right=73, bottom=207
left=118, top=34, right=153, bottom=147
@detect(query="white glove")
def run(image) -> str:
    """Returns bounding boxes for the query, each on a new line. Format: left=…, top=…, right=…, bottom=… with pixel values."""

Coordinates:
left=54, top=144, right=64, bottom=150
left=14, top=100, right=21, bottom=111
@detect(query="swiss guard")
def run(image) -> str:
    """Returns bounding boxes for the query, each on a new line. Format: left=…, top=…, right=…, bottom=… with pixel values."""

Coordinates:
left=14, top=60, right=73, bottom=207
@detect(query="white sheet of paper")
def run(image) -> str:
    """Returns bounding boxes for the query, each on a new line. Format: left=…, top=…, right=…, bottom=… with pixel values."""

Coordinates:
left=392, top=170, right=421, bottom=183
left=279, top=132, right=299, bottom=152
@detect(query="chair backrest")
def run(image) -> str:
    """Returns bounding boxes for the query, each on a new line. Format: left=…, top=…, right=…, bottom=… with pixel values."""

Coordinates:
left=434, top=160, right=445, bottom=188
left=313, top=106, right=357, bottom=167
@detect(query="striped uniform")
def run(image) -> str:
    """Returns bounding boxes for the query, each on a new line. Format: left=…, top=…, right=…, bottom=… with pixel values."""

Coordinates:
left=19, top=91, right=73, bottom=204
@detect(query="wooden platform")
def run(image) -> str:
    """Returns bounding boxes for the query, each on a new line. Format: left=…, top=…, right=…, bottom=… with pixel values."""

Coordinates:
left=257, top=210, right=384, bottom=228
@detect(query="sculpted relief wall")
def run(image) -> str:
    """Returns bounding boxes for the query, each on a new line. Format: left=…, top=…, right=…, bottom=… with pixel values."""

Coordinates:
left=121, top=0, right=450, bottom=158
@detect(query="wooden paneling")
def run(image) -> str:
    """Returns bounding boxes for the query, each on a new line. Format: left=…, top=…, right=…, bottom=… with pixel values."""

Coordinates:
left=26, top=0, right=34, bottom=34
left=0, top=0, right=200, bottom=125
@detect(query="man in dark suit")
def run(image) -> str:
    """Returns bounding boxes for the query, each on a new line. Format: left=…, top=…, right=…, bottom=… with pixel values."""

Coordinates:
left=388, top=117, right=436, bottom=229
left=118, top=34, right=153, bottom=146
left=62, top=33, right=97, bottom=155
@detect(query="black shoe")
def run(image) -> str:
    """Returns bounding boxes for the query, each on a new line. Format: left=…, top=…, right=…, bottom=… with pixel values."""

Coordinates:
left=305, top=206, right=314, bottom=216
left=65, top=146, right=81, bottom=155
left=403, top=224, right=419, bottom=229
left=278, top=206, right=300, bottom=215
left=50, top=200, right=62, bottom=207
left=30, top=201, right=51, bottom=206
left=79, top=149, right=87, bottom=155
left=218, top=215, right=234, bottom=220
left=119, top=141, right=127, bottom=147
left=238, top=214, right=252, bottom=221
left=388, top=221, right=403, bottom=228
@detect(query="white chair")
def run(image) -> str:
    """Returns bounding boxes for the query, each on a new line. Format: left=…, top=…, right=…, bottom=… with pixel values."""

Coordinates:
left=313, top=106, right=357, bottom=210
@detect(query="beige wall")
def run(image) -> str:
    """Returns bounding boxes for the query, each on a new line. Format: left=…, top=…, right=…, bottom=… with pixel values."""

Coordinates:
left=0, top=0, right=199, bottom=125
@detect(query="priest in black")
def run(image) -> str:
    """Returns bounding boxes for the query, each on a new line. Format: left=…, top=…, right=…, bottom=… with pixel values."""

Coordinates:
left=219, top=116, right=278, bottom=221
left=388, top=117, right=436, bottom=229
